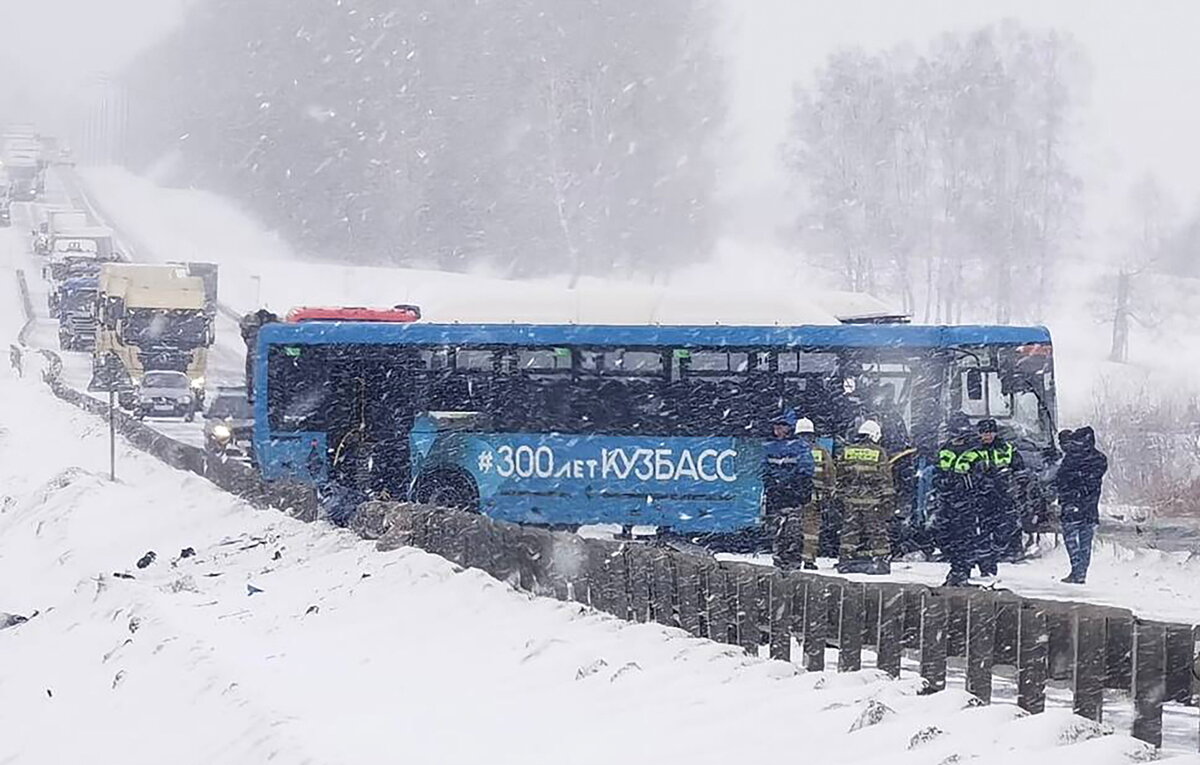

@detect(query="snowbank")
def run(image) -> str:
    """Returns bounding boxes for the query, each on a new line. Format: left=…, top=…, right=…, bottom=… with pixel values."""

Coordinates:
left=4, top=358, right=1183, bottom=764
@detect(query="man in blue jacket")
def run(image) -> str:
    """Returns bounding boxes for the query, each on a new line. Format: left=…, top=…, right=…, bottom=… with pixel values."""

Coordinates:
left=1056, top=426, right=1108, bottom=584
left=765, top=411, right=815, bottom=569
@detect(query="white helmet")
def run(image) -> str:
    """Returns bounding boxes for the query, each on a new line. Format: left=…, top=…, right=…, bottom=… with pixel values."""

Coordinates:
left=857, top=420, right=883, bottom=443
left=795, top=417, right=815, bottom=435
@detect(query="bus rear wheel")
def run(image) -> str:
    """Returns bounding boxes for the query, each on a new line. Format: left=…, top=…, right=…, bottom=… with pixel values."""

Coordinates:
left=418, top=473, right=479, bottom=513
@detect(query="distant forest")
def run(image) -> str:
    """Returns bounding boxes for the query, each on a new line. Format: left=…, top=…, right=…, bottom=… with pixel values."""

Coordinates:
left=122, top=0, right=725, bottom=280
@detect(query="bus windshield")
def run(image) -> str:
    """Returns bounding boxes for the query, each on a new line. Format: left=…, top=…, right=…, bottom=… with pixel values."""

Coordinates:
left=950, top=344, right=1055, bottom=445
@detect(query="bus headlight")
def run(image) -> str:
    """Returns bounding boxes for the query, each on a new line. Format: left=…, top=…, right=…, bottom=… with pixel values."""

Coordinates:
left=212, top=424, right=232, bottom=442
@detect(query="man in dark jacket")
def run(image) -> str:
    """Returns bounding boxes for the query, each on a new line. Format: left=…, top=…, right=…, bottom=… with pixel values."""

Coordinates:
left=934, top=413, right=981, bottom=586
left=1056, top=426, right=1108, bottom=584
left=765, top=411, right=815, bottom=568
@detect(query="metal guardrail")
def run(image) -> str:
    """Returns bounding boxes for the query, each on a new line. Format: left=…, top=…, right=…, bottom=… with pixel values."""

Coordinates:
left=364, top=503, right=1199, bottom=750
left=33, top=345, right=319, bottom=520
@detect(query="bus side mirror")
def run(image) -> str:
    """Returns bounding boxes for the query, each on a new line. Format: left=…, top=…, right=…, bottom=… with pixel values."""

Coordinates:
left=966, top=369, right=984, bottom=401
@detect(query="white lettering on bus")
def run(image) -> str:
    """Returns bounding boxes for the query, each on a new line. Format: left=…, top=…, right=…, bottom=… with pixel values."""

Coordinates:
left=492, top=443, right=739, bottom=483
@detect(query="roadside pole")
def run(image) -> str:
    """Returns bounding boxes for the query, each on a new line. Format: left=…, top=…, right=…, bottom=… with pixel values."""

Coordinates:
left=89, top=354, right=125, bottom=482
left=108, top=389, right=116, bottom=481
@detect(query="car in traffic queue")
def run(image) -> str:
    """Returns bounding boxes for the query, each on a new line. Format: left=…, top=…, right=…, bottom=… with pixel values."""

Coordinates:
left=203, top=385, right=254, bottom=462
left=133, top=370, right=199, bottom=421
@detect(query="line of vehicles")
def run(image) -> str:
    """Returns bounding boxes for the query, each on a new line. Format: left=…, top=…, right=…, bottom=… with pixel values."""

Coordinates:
left=22, top=192, right=242, bottom=454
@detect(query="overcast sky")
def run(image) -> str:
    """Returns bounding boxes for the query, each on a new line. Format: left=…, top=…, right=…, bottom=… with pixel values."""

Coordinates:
left=722, top=0, right=1200, bottom=248
left=4, top=0, right=1197, bottom=250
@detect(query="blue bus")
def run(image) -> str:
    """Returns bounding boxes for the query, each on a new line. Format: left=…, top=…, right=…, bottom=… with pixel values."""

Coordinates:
left=253, top=321, right=1058, bottom=539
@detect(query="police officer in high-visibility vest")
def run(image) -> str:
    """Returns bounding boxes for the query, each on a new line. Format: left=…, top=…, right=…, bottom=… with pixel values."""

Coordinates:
left=974, top=418, right=1026, bottom=568
left=835, top=420, right=895, bottom=575
left=935, top=413, right=982, bottom=586
left=795, top=417, right=835, bottom=570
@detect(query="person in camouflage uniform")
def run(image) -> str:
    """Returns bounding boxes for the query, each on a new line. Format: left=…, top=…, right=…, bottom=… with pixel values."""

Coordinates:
left=835, top=420, right=895, bottom=575
left=795, top=417, right=836, bottom=570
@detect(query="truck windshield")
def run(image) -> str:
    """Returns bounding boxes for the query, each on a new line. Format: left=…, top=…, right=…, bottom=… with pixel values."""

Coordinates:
left=207, top=394, right=252, bottom=419
left=144, top=372, right=188, bottom=389
left=62, top=289, right=96, bottom=311
left=124, top=309, right=209, bottom=349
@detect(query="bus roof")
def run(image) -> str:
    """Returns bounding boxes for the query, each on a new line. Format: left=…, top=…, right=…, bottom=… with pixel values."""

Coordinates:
left=259, top=321, right=1052, bottom=350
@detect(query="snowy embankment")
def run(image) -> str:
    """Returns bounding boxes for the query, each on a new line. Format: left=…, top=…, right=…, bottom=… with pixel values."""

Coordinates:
left=3, top=230, right=1190, bottom=762
left=1, top=351, right=1178, bottom=764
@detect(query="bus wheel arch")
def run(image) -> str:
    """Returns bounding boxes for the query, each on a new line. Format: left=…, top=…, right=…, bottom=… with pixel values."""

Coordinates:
left=414, top=469, right=480, bottom=513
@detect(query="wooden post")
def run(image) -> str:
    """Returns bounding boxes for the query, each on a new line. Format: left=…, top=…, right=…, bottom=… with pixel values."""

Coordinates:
left=768, top=574, right=794, bottom=662
left=790, top=575, right=808, bottom=651
left=994, top=597, right=1020, bottom=666
left=756, top=572, right=771, bottom=647
left=1164, top=623, right=1195, bottom=705
left=1132, top=619, right=1166, bottom=748
left=706, top=567, right=735, bottom=645
left=1073, top=608, right=1106, bottom=722
left=735, top=565, right=760, bottom=656
left=839, top=581, right=864, bottom=672
left=675, top=558, right=703, bottom=637
left=862, top=584, right=881, bottom=648
left=651, top=553, right=675, bottom=627
left=1194, top=625, right=1200, bottom=709
left=1017, top=602, right=1048, bottom=714
left=626, top=546, right=652, bottom=623
left=1046, top=605, right=1075, bottom=682
left=919, top=589, right=948, bottom=693
left=965, top=592, right=996, bottom=703
left=585, top=541, right=611, bottom=612
left=1105, top=613, right=1134, bottom=691
left=903, top=589, right=923, bottom=650
left=877, top=584, right=903, bottom=678
left=696, top=563, right=712, bottom=639
left=825, top=580, right=844, bottom=649
left=946, top=592, right=968, bottom=659
left=605, top=545, right=630, bottom=620
left=803, top=577, right=827, bottom=672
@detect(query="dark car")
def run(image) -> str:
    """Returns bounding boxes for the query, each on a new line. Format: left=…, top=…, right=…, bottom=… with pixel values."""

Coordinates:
left=203, top=386, right=254, bottom=461
left=134, top=371, right=198, bottom=421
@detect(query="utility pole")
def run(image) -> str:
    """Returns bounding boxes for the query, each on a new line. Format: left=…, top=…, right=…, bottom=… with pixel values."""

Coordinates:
left=108, top=389, right=116, bottom=481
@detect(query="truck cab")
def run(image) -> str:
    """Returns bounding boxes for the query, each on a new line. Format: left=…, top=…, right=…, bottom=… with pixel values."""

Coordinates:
left=56, top=276, right=99, bottom=351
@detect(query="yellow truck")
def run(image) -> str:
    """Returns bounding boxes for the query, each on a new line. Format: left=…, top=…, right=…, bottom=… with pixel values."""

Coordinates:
left=92, top=263, right=215, bottom=404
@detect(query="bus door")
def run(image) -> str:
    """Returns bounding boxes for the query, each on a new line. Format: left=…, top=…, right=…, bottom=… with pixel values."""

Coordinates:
left=357, top=346, right=421, bottom=497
